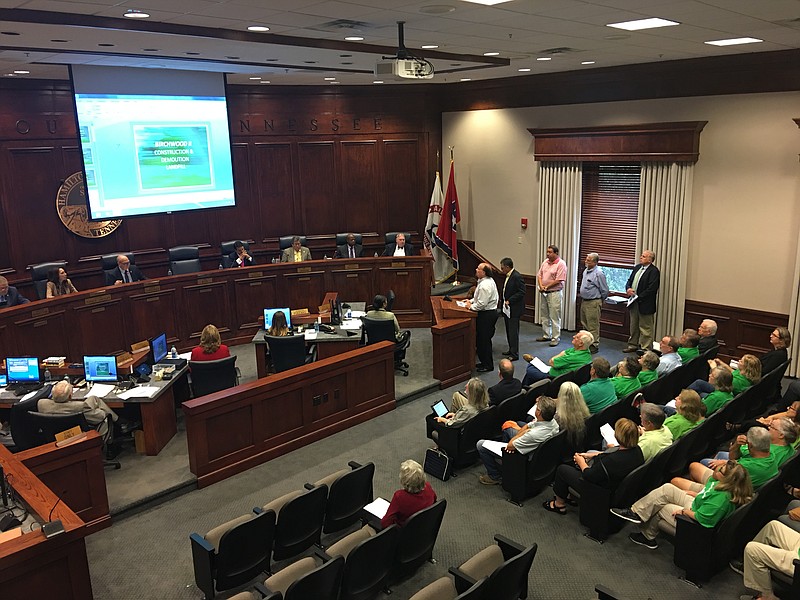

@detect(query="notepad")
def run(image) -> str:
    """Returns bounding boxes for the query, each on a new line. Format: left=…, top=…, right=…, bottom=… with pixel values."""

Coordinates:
left=530, top=356, right=550, bottom=373
left=117, top=386, right=159, bottom=400
left=88, top=383, right=115, bottom=398
left=481, top=440, right=508, bottom=456
left=600, top=423, right=619, bottom=447
left=364, top=497, right=390, bottom=519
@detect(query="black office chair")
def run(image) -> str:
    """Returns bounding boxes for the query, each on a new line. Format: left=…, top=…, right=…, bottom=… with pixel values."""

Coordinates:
left=101, top=252, right=136, bottom=286
left=279, top=236, right=307, bottom=250
left=386, top=289, right=396, bottom=312
left=190, top=356, right=239, bottom=398
left=220, top=240, right=250, bottom=268
left=265, top=335, right=315, bottom=373
left=384, top=232, right=413, bottom=246
left=29, top=411, right=121, bottom=469
left=361, top=315, right=410, bottom=376
left=9, top=395, right=48, bottom=450
left=168, top=245, right=202, bottom=275
left=30, top=261, right=67, bottom=299
left=336, top=233, right=363, bottom=246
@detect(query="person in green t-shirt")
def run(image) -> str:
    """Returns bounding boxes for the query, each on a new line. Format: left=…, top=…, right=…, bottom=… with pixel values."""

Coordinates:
left=612, top=356, right=642, bottom=399
left=677, top=328, right=700, bottom=363
left=611, top=460, right=752, bottom=549
left=522, top=330, right=593, bottom=385
left=580, top=357, right=617, bottom=414
left=702, top=367, right=734, bottom=415
left=689, top=353, right=762, bottom=397
left=638, top=351, right=660, bottom=387
left=664, top=389, right=704, bottom=439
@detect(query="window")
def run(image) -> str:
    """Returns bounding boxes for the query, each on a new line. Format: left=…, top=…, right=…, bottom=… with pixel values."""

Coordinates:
left=579, top=163, right=640, bottom=292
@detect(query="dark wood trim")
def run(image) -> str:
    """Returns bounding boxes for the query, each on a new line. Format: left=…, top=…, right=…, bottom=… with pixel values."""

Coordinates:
left=431, top=297, right=475, bottom=388
left=529, top=121, right=707, bottom=162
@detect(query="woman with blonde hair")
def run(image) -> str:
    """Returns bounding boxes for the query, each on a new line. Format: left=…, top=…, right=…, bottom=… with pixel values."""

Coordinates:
left=554, top=381, right=590, bottom=449
left=381, top=459, right=437, bottom=528
left=429, top=378, right=488, bottom=442
left=664, top=389, right=704, bottom=440
left=190, top=324, right=231, bottom=362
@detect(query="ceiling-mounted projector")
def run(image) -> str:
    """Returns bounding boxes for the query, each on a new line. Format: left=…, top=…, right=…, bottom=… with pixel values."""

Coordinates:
left=375, top=21, right=435, bottom=80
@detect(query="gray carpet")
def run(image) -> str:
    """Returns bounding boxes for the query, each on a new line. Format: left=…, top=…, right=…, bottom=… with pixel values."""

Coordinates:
left=87, top=321, right=752, bottom=599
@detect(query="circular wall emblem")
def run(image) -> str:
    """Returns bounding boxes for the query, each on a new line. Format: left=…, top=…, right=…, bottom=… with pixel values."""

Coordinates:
left=56, top=172, right=122, bottom=238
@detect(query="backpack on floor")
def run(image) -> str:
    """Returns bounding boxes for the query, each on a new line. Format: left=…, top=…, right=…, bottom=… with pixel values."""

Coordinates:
left=424, top=447, right=452, bottom=481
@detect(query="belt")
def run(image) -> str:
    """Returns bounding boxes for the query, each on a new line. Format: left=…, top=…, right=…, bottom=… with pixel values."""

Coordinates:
left=581, top=297, right=601, bottom=301
left=541, top=290, right=561, bottom=294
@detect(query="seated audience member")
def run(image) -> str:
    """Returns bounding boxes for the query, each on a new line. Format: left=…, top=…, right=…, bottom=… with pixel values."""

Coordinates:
left=335, top=233, right=363, bottom=259
left=636, top=403, right=673, bottom=462
left=431, top=377, right=488, bottom=441
left=46, top=267, right=78, bottom=298
left=365, top=294, right=406, bottom=343
left=521, top=330, right=593, bottom=386
left=673, top=427, right=777, bottom=492
left=190, top=324, right=231, bottom=362
left=383, top=232, right=415, bottom=257
left=701, top=367, right=735, bottom=415
left=740, top=519, right=800, bottom=600
left=690, top=354, right=761, bottom=397
left=656, top=336, right=682, bottom=375
left=477, top=395, right=559, bottom=485
left=484, top=358, right=522, bottom=407
left=762, top=327, right=791, bottom=410
left=266, top=310, right=290, bottom=337
left=710, top=418, right=798, bottom=469
left=543, top=418, right=643, bottom=515
left=112, top=254, right=146, bottom=284
left=677, top=328, right=701, bottom=363
left=228, top=240, right=254, bottom=268
left=580, top=357, right=617, bottom=414
left=697, top=318, right=719, bottom=353
left=638, top=351, right=660, bottom=386
left=758, top=401, right=800, bottom=433
left=37, top=380, right=117, bottom=438
left=554, top=382, right=590, bottom=450
left=663, top=390, right=704, bottom=440
left=611, top=460, right=752, bottom=550
left=281, top=236, right=312, bottom=263
left=381, top=459, right=436, bottom=528
left=612, top=357, right=642, bottom=399
left=0, top=275, right=29, bottom=307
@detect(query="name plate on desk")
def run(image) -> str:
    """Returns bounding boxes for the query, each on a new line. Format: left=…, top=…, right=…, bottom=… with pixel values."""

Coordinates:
left=248, top=271, right=263, bottom=278
left=196, top=277, right=213, bottom=285
left=143, top=284, right=161, bottom=294
left=84, top=294, right=112, bottom=306
left=296, top=266, right=312, bottom=274
left=390, top=262, right=406, bottom=268
left=344, top=263, right=359, bottom=270
left=31, top=307, right=50, bottom=318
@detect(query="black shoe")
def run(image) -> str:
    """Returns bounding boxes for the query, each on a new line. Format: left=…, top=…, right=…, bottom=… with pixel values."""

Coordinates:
left=590, top=347, right=599, bottom=354
left=476, top=365, right=492, bottom=373
left=502, top=351, right=513, bottom=356
left=610, top=507, right=642, bottom=524
left=628, top=532, right=658, bottom=549
left=622, top=347, right=639, bottom=353
left=635, top=349, right=646, bottom=357
left=508, top=355, right=519, bottom=361
left=729, top=559, right=744, bottom=575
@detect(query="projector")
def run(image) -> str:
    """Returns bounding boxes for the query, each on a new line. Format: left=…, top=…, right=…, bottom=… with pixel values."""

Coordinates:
left=374, top=58, right=434, bottom=80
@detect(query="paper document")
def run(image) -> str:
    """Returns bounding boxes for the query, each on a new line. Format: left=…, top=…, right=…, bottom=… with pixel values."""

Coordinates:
left=600, top=423, right=619, bottom=447
left=117, top=386, right=160, bottom=400
left=606, top=295, right=628, bottom=305
left=653, top=341, right=660, bottom=351
left=20, top=390, right=38, bottom=401
left=729, top=360, right=739, bottom=369
left=527, top=403, right=538, bottom=419
left=178, top=352, right=192, bottom=361
left=502, top=303, right=511, bottom=318
left=88, top=383, right=115, bottom=398
left=456, top=300, right=468, bottom=308
left=340, top=319, right=362, bottom=330
left=481, top=440, right=508, bottom=456
left=349, top=310, right=366, bottom=318
left=665, top=399, right=677, bottom=409
left=530, top=356, right=550, bottom=373
left=304, top=330, right=318, bottom=340
left=364, top=497, right=391, bottom=519
left=626, top=294, right=638, bottom=307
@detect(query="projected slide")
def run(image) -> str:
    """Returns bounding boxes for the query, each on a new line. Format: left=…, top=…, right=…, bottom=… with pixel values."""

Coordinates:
left=74, top=92, right=236, bottom=219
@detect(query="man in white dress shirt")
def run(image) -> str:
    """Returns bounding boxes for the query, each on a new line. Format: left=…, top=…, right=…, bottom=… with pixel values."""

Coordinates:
left=467, top=262, right=499, bottom=372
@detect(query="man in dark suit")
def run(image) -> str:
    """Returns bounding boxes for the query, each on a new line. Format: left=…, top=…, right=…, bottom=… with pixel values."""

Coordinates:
left=335, top=233, right=363, bottom=259
left=0, top=276, right=29, bottom=308
left=228, top=240, right=255, bottom=267
left=624, top=250, right=660, bottom=353
left=697, top=319, right=718, bottom=353
left=383, top=233, right=415, bottom=257
left=488, top=358, right=523, bottom=406
left=499, top=257, right=526, bottom=361
left=108, top=254, right=147, bottom=286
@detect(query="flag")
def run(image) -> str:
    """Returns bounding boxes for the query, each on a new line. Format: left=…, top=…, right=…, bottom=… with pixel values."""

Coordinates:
left=438, top=160, right=461, bottom=269
left=424, top=171, right=450, bottom=283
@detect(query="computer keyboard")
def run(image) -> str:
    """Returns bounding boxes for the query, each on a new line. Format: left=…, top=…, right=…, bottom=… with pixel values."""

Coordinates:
left=7, top=382, right=44, bottom=396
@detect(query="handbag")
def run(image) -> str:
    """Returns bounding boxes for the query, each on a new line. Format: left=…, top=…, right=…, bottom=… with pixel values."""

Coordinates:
left=424, top=447, right=452, bottom=481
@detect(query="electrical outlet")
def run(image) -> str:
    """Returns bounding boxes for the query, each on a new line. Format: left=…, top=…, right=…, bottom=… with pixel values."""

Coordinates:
left=517, top=236, right=522, bottom=244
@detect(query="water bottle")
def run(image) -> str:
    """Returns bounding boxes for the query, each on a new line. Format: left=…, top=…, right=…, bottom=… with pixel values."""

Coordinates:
left=314, top=317, right=320, bottom=334
left=346, top=308, right=352, bottom=319
left=374, top=252, right=378, bottom=257
left=167, top=268, right=173, bottom=276
left=170, top=345, right=178, bottom=359
left=44, top=367, right=52, bottom=383
left=218, top=262, right=223, bottom=270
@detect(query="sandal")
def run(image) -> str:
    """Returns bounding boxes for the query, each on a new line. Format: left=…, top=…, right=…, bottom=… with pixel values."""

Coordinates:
left=785, top=484, right=800, bottom=499
left=542, top=498, right=567, bottom=515
left=565, top=496, right=579, bottom=507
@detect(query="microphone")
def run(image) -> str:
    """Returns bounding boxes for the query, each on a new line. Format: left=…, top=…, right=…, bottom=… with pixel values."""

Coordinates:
left=42, top=496, right=65, bottom=538
left=0, top=465, right=7, bottom=507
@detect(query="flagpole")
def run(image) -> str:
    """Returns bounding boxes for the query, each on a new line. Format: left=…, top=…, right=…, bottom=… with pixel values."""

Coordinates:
left=449, top=145, right=459, bottom=286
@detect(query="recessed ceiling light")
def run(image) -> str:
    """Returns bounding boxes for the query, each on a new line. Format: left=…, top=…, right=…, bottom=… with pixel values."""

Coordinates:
left=142, top=48, right=159, bottom=52
left=303, top=60, right=317, bottom=64
left=249, top=76, right=261, bottom=80
left=460, top=78, right=471, bottom=81
left=581, top=61, right=595, bottom=65
left=483, top=51, right=500, bottom=56
left=13, top=70, right=29, bottom=74
left=421, top=45, right=439, bottom=49
left=5, top=73, right=16, bottom=77
left=518, top=68, right=531, bottom=72
left=123, top=9, right=150, bottom=19
left=324, top=77, right=336, bottom=80
left=98, top=43, right=114, bottom=47
left=227, top=56, right=240, bottom=59
left=607, top=17, right=679, bottom=31
left=1, top=32, right=21, bottom=36
left=460, top=0, right=513, bottom=5
left=705, top=37, right=763, bottom=47
left=344, top=36, right=364, bottom=41
left=260, top=80, right=271, bottom=84
left=419, top=5, right=456, bottom=15
left=51, top=39, right=69, bottom=43
left=186, top=52, right=200, bottom=56
left=329, top=81, right=340, bottom=84
left=536, top=57, right=551, bottom=61
left=373, top=80, right=384, bottom=84
left=247, top=25, right=270, bottom=32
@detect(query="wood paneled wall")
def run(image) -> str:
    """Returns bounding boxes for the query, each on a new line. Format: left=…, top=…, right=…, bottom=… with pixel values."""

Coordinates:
left=0, top=81, right=441, bottom=295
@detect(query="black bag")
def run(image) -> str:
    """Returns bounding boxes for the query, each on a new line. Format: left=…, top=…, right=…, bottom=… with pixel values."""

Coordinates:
left=424, top=447, right=452, bottom=481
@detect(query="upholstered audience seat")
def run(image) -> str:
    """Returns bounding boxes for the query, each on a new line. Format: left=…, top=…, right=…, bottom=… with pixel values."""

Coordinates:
left=408, top=576, right=487, bottom=600
left=313, top=461, right=375, bottom=535
left=261, top=485, right=327, bottom=562
left=448, top=535, right=537, bottom=600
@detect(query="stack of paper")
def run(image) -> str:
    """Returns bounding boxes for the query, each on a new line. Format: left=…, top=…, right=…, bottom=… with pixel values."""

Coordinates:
left=364, top=497, right=390, bottom=519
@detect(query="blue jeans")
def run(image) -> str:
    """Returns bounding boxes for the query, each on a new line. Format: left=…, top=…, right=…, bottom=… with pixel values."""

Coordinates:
left=688, top=379, right=713, bottom=398
left=477, top=427, right=521, bottom=481
left=700, top=451, right=729, bottom=467
left=522, top=364, right=550, bottom=386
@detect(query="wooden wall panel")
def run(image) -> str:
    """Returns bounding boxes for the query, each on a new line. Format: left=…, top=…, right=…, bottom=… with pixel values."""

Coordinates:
left=252, top=142, right=295, bottom=238
left=182, top=280, right=232, bottom=340
left=232, top=272, right=278, bottom=331
left=297, top=141, right=337, bottom=233
left=339, top=140, right=380, bottom=233
left=331, top=266, right=373, bottom=306
left=127, top=288, right=180, bottom=344
left=283, top=269, right=326, bottom=311
left=383, top=138, right=424, bottom=236
left=12, top=309, right=70, bottom=358
left=216, top=143, right=256, bottom=244
left=71, top=298, right=128, bottom=356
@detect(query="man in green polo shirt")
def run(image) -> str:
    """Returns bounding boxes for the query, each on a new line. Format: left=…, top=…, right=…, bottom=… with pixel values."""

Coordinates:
left=612, top=356, right=643, bottom=399
left=677, top=328, right=701, bottom=363
left=521, top=330, right=593, bottom=386
left=638, top=351, right=660, bottom=386
left=580, top=357, right=617, bottom=414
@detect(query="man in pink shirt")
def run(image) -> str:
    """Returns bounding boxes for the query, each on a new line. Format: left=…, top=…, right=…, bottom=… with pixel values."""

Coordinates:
left=536, top=244, right=567, bottom=347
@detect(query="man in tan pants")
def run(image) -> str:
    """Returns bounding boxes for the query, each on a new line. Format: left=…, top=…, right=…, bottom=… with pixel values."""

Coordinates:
left=741, top=519, right=800, bottom=600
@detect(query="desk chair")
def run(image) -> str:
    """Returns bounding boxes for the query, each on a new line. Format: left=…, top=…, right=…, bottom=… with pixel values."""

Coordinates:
left=265, top=335, right=315, bottom=373
left=384, top=232, right=413, bottom=246
left=361, top=316, right=410, bottom=376
left=279, top=236, right=307, bottom=251
left=30, top=261, right=67, bottom=299
left=386, top=289, right=396, bottom=312
left=220, top=240, right=250, bottom=268
left=101, top=252, right=137, bottom=285
left=10, top=395, right=49, bottom=450
left=28, top=411, right=120, bottom=469
left=336, top=233, right=362, bottom=246
left=168, top=245, right=202, bottom=275
left=190, top=356, right=239, bottom=398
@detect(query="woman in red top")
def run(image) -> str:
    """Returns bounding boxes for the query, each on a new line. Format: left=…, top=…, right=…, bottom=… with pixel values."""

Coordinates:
left=190, top=324, right=231, bottom=362
left=381, top=459, right=437, bottom=529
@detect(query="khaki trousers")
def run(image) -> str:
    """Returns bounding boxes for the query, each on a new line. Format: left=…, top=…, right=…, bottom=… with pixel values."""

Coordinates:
left=580, top=298, right=602, bottom=350
left=539, top=290, right=562, bottom=341
left=631, top=483, right=693, bottom=540
left=744, top=520, right=800, bottom=595
left=628, top=303, right=655, bottom=350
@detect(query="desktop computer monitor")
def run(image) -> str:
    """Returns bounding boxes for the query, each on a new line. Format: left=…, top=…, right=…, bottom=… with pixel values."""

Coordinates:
left=330, top=297, right=343, bottom=325
left=6, top=357, right=40, bottom=384
left=150, top=333, right=168, bottom=364
left=83, top=355, right=119, bottom=383
left=264, top=308, right=291, bottom=330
